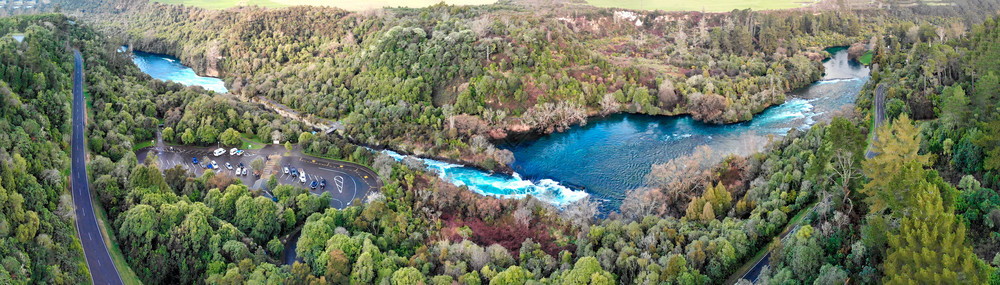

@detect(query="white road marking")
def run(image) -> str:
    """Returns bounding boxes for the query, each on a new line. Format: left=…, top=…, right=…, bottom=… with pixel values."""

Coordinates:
left=89, top=233, right=93, bottom=240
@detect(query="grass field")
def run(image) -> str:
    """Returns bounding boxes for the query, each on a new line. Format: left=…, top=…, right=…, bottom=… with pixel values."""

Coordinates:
left=132, top=140, right=155, bottom=152
left=585, top=0, right=817, bottom=12
left=153, top=0, right=497, bottom=11
left=859, top=51, right=873, bottom=65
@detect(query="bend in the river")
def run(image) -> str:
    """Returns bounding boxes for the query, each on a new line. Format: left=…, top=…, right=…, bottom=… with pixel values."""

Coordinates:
left=132, top=47, right=870, bottom=214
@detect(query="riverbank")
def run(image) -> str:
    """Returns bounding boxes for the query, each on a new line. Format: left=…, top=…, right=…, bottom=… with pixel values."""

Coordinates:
left=499, top=47, right=869, bottom=213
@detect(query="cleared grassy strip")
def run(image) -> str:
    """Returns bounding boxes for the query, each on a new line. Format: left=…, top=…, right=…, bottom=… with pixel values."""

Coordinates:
left=241, top=134, right=267, bottom=150
left=860, top=51, right=873, bottom=65
left=585, top=0, right=816, bottom=12
left=132, top=140, right=155, bottom=152
left=91, top=200, right=145, bottom=285
left=153, top=0, right=496, bottom=10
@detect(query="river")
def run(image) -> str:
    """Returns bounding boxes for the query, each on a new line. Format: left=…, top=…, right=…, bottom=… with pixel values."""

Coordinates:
left=502, top=47, right=869, bottom=211
left=129, top=49, right=228, bottom=93
left=133, top=47, right=869, bottom=213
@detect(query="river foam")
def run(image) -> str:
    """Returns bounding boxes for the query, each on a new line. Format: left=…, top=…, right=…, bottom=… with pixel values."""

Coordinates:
left=381, top=149, right=589, bottom=207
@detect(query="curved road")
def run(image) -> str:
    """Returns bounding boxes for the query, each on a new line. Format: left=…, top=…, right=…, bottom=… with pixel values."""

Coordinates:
left=72, top=50, right=125, bottom=285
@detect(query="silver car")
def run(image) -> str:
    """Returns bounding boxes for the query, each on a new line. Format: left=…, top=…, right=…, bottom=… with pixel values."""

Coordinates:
left=299, top=172, right=307, bottom=183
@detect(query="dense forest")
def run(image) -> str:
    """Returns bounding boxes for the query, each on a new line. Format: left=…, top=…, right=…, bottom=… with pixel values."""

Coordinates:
left=0, top=14, right=90, bottom=284
left=3, top=0, right=1000, bottom=284
left=53, top=0, right=900, bottom=171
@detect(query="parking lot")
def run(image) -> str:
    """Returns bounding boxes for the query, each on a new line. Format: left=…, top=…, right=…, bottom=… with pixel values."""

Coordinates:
left=137, top=143, right=381, bottom=209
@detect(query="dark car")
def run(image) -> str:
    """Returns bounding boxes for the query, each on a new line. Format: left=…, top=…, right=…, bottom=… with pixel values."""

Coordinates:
left=290, top=167, right=298, bottom=176
left=192, top=157, right=198, bottom=164
left=310, top=180, right=318, bottom=189
left=238, top=162, right=244, bottom=168
left=319, top=179, right=327, bottom=188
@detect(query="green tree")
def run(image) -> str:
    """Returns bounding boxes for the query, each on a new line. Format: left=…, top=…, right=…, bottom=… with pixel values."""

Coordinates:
left=351, top=251, right=376, bottom=284
left=974, top=120, right=1000, bottom=171
left=181, top=128, right=195, bottom=145
left=883, top=182, right=987, bottom=284
left=285, top=141, right=293, bottom=152
left=198, top=124, right=218, bottom=145
left=559, top=257, right=615, bottom=285
left=490, top=266, right=530, bottom=285
left=299, top=132, right=314, bottom=149
left=162, top=127, right=175, bottom=142
left=973, top=72, right=998, bottom=118
left=251, top=157, right=266, bottom=172
left=940, top=85, right=970, bottom=130
left=390, top=267, right=425, bottom=285
left=219, top=128, right=242, bottom=147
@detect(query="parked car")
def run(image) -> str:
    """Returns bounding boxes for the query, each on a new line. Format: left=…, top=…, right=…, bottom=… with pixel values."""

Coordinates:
left=192, top=157, right=198, bottom=164
left=230, top=148, right=239, bottom=155
left=319, top=179, right=327, bottom=189
left=238, top=162, right=245, bottom=168
left=225, top=162, right=233, bottom=170
left=290, top=167, right=298, bottom=176
left=210, top=161, right=218, bottom=169
left=200, top=163, right=206, bottom=169
left=213, top=148, right=226, bottom=157
left=299, top=172, right=307, bottom=183
left=310, top=181, right=318, bottom=189
left=242, top=168, right=248, bottom=176
left=237, top=150, right=244, bottom=156
left=283, top=166, right=289, bottom=174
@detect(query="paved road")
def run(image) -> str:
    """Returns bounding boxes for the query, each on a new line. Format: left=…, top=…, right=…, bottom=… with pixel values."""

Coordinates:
left=735, top=207, right=814, bottom=284
left=865, top=83, right=887, bottom=159
left=71, top=50, right=125, bottom=285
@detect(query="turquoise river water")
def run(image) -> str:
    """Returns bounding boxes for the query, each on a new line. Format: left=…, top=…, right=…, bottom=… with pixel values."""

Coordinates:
left=134, top=48, right=868, bottom=213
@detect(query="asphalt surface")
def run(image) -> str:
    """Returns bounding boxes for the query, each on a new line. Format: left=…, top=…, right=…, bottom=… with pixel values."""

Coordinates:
left=136, top=143, right=381, bottom=266
left=71, top=50, right=125, bottom=285
left=866, top=83, right=887, bottom=159
left=736, top=207, right=815, bottom=284
left=136, top=144, right=381, bottom=208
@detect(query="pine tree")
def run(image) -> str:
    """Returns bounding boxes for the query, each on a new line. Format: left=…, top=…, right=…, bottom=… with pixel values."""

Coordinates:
left=701, top=202, right=715, bottom=223
left=883, top=181, right=987, bottom=284
left=939, top=85, right=970, bottom=130
left=862, top=114, right=931, bottom=216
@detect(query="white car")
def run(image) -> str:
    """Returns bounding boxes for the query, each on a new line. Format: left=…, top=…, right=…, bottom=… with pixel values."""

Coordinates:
left=241, top=168, right=248, bottom=176
left=230, top=148, right=239, bottom=155
left=299, top=172, right=307, bottom=183
left=283, top=166, right=289, bottom=174
left=213, top=148, right=226, bottom=157
left=225, top=162, right=233, bottom=170
left=210, top=160, right=218, bottom=169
